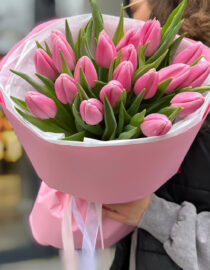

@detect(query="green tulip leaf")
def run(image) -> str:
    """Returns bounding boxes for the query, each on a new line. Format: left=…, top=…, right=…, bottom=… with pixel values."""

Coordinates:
left=11, top=96, right=29, bottom=112
left=115, top=49, right=122, bottom=69
left=89, top=0, right=104, bottom=41
left=161, top=0, right=187, bottom=38
left=98, top=67, right=108, bottom=82
left=112, top=4, right=124, bottom=45
left=15, top=107, right=69, bottom=134
left=147, top=78, right=173, bottom=102
left=73, top=94, right=81, bottom=110
left=35, top=41, right=52, bottom=57
left=167, top=33, right=186, bottom=65
left=10, top=69, right=49, bottom=96
left=142, top=42, right=150, bottom=55
left=189, top=85, right=210, bottom=93
left=61, top=131, right=85, bottom=141
left=146, top=93, right=176, bottom=114
left=78, top=83, right=89, bottom=100
left=177, top=86, right=193, bottom=93
left=65, top=19, right=75, bottom=51
left=114, top=89, right=127, bottom=114
left=108, top=57, right=116, bottom=81
left=44, top=41, right=52, bottom=57
left=79, top=68, right=96, bottom=98
left=95, top=80, right=106, bottom=86
left=190, top=56, right=203, bottom=67
left=118, top=127, right=139, bottom=140
left=138, top=45, right=145, bottom=68
left=127, top=90, right=145, bottom=116
left=116, top=102, right=125, bottom=136
left=130, top=109, right=146, bottom=127
left=159, top=106, right=183, bottom=122
left=85, top=18, right=93, bottom=50
left=102, top=94, right=117, bottom=140
left=134, top=49, right=168, bottom=82
left=35, top=73, right=55, bottom=91
left=59, top=50, right=73, bottom=76
left=75, top=28, right=83, bottom=60
left=35, top=41, right=44, bottom=50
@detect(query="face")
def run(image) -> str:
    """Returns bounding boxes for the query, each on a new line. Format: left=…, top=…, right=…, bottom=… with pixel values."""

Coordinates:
left=129, top=0, right=152, bottom=21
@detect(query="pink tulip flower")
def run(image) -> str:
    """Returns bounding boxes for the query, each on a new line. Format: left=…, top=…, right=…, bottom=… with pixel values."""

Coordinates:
left=173, top=42, right=203, bottom=65
left=74, top=56, right=98, bottom=88
left=100, top=80, right=124, bottom=108
left=55, top=74, right=78, bottom=104
left=134, top=68, right=159, bottom=99
left=116, top=27, right=142, bottom=52
left=181, top=62, right=210, bottom=88
left=80, top=98, right=104, bottom=125
left=51, top=30, right=76, bottom=73
left=112, top=61, right=134, bottom=92
left=170, top=92, right=205, bottom=117
left=141, top=113, right=172, bottom=137
left=25, top=91, right=57, bottom=119
left=139, top=19, right=161, bottom=57
left=159, top=64, right=190, bottom=93
left=34, top=49, right=58, bottom=80
left=121, top=44, right=137, bottom=70
left=96, top=30, right=117, bottom=69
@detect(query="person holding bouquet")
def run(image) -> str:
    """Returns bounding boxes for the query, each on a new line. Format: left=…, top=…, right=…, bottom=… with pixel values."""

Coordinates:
left=1, top=0, right=210, bottom=269
left=106, top=1, right=210, bottom=269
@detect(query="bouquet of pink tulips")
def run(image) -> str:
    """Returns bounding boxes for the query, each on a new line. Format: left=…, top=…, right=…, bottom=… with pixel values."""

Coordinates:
left=0, top=0, right=210, bottom=267
left=9, top=0, right=210, bottom=142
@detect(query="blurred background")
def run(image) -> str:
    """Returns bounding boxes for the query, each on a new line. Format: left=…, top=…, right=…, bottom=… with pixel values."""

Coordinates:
left=0, top=0, right=122, bottom=269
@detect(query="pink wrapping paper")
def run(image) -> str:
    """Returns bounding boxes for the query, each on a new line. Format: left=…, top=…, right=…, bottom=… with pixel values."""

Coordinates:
left=0, top=15, right=209, bottom=205
left=30, top=183, right=134, bottom=248
left=30, top=182, right=134, bottom=249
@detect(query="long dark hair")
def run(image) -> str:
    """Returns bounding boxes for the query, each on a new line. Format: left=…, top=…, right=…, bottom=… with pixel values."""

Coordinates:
left=124, top=0, right=210, bottom=131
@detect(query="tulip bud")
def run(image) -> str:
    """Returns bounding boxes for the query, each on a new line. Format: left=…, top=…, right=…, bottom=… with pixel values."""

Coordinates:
left=141, top=113, right=172, bottom=137
left=55, top=74, right=78, bottom=104
left=100, top=80, right=124, bottom=108
left=25, top=91, right=57, bottom=119
left=139, top=19, right=161, bottom=57
left=181, top=62, right=210, bottom=88
left=170, top=92, right=205, bottom=117
left=74, top=56, right=98, bottom=88
left=80, top=98, right=104, bottom=125
left=116, top=28, right=142, bottom=52
left=95, top=30, right=117, bottom=69
left=134, top=69, right=159, bottom=99
left=173, top=42, right=203, bottom=65
left=159, top=64, right=190, bottom=93
left=51, top=30, right=76, bottom=73
left=34, top=49, right=58, bottom=80
left=121, top=44, right=137, bottom=70
left=112, top=61, right=134, bottom=92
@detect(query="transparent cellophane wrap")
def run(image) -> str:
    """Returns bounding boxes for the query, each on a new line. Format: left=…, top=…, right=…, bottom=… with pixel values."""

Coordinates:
left=0, top=15, right=209, bottom=205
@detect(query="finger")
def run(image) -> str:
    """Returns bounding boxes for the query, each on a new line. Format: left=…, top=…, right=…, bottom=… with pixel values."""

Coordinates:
left=104, top=203, right=128, bottom=212
left=102, top=208, right=127, bottom=224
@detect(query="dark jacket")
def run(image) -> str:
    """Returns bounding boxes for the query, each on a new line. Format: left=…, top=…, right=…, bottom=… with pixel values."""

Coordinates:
left=110, top=115, right=210, bottom=270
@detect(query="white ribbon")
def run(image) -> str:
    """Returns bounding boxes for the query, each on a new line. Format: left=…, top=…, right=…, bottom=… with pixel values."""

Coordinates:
left=61, top=196, right=79, bottom=270
left=62, top=196, right=104, bottom=270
